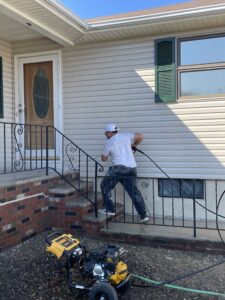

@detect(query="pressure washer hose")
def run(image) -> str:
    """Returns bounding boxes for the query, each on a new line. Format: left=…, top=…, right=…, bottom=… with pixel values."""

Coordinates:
left=131, top=273, right=225, bottom=297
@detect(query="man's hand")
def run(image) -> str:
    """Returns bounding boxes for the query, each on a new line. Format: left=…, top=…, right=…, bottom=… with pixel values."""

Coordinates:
left=132, top=133, right=143, bottom=149
left=131, top=145, right=137, bottom=153
left=101, top=155, right=108, bottom=162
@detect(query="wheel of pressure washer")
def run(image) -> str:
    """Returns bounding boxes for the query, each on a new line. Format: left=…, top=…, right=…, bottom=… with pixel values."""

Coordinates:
left=89, top=282, right=118, bottom=300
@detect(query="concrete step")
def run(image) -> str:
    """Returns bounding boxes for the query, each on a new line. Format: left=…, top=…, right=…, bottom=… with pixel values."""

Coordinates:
left=100, top=222, right=225, bottom=254
left=65, top=191, right=103, bottom=208
left=83, top=202, right=124, bottom=222
left=49, top=180, right=93, bottom=197
left=82, top=204, right=123, bottom=237
left=82, top=203, right=124, bottom=238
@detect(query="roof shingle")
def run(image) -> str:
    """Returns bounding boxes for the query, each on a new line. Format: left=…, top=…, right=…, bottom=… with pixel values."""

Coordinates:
left=87, top=0, right=225, bottom=23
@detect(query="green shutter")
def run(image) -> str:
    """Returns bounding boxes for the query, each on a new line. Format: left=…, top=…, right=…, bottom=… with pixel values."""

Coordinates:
left=155, top=38, right=176, bottom=103
left=0, top=57, right=3, bottom=117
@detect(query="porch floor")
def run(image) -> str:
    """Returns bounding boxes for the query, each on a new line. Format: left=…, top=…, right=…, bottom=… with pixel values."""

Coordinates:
left=0, top=169, right=58, bottom=186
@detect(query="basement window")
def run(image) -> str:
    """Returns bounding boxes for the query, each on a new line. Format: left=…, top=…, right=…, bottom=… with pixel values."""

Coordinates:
left=158, top=179, right=204, bottom=199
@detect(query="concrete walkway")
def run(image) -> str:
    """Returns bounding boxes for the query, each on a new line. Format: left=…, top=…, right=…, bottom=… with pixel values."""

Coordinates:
left=105, top=222, right=222, bottom=241
left=101, top=221, right=225, bottom=254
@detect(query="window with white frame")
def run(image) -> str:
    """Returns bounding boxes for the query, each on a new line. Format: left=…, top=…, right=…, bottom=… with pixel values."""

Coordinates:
left=178, top=35, right=225, bottom=98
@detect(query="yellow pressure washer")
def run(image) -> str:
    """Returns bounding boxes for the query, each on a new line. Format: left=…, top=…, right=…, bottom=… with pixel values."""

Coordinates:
left=45, top=232, right=131, bottom=300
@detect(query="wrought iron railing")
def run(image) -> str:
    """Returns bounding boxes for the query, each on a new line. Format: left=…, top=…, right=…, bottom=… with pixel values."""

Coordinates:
left=3, top=121, right=225, bottom=233
left=105, top=174, right=225, bottom=237
left=0, top=122, right=104, bottom=216
left=103, top=147, right=225, bottom=235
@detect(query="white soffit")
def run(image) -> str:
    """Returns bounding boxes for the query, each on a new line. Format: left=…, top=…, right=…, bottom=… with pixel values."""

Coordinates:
left=0, top=13, right=42, bottom=41
left=0, top=0, right=86, bottom=46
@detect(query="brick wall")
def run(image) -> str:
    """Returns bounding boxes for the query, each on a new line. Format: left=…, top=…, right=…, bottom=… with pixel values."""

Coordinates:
left=0, top=174, right=105, bottom=250
left=0, top=176, right=62, bottom=250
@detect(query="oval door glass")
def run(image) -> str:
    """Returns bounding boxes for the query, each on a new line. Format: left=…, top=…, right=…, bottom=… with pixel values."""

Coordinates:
left=33, top=68, right=49, bottom=118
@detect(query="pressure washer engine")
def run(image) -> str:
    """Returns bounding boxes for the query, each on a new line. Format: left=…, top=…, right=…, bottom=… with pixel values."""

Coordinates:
left=45, top=232, right=131, bottom=300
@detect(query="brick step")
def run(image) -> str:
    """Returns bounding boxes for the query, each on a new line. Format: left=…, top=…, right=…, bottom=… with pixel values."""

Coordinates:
left=65, top=191, right=102, bottom=207
left=48, top=189, right=104, bottom=234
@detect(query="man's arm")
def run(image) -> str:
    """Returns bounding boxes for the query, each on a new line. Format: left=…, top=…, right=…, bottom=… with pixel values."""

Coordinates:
left=132, top=133, right=144, bottom=148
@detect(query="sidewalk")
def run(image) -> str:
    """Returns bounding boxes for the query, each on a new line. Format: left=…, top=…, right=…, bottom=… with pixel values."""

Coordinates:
left=101, top=222, right=225, bottom=254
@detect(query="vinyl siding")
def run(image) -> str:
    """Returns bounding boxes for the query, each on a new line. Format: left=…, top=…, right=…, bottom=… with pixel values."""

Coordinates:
left=0, top=38, right=14, bottom=121
left=13, top=38, right=62, bottom=55
left=62, top=37, right=225, bottom=180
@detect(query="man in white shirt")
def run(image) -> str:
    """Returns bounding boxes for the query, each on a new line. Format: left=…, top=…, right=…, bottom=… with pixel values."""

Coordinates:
left=98, top=123, right=149, bottom=223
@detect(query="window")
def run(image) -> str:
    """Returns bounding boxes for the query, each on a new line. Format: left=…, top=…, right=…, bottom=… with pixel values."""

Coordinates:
left=178, top=34, right=225, bottom=98
left=33, top=68, right=49, bottom=119
left=179, top=36, right=225, bottom=65
left=155, top=34, right=225, bottom=101
left=158, top=178, right=204, bottom=199
left=180, top=69, right=225, bottom=96
left=0, top=57, right=3, bottom=118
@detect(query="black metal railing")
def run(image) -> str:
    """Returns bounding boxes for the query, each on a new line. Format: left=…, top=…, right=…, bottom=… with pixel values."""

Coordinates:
left=52, top=127, right=104, bottom=217
left=3, top=120, right=225, bottom=233
left=105, top=174, right=225, bottom=237
left=0, top=122, right=104, bottom=217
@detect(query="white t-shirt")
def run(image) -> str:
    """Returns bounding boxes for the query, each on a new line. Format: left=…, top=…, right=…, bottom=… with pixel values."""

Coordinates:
left=102, top=132, right=136, bottom=168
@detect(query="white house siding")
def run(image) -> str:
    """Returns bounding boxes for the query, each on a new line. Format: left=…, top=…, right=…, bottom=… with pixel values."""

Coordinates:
left=13, top=37, right=62, bottom=55
left=62, top=36, right=225, bottom=181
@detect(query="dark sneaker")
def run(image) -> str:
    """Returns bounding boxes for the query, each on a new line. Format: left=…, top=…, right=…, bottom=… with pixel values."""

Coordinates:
left=139, top=216, right=149, bottom=223
left=98, top=208, right=115, bottom=216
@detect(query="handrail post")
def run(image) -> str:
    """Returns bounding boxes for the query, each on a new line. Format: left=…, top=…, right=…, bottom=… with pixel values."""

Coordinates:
left=46, top=126, right=49, bottom=176
left=193, top=180, right=196, bottom=237
left=94, top=162, right=98, bottom=218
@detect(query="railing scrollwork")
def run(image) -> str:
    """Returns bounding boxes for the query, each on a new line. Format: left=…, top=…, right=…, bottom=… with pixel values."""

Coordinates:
left=66, top=143, right=78, bottom=170
left=14, top=124, right=24, bottom=172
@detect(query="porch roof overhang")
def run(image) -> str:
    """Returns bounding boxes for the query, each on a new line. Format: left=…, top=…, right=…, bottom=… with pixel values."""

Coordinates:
left=0, top=0, right=87, bottom=47
left=1, top=0, right=225, bottom=47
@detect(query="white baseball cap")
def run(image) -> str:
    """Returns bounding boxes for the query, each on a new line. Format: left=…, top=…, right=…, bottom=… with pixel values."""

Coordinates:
left=104, top=123, right=119, bottom=132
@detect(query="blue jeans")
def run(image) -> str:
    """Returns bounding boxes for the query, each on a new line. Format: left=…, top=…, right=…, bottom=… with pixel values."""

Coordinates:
left=100, top=165, right=146, bottom=217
